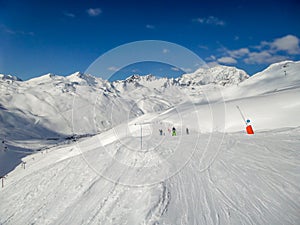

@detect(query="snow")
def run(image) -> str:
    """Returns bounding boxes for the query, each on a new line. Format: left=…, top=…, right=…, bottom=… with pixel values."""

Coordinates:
left=0, top=74, right=22, bottom=82
left=0, top=127, right=299, bottom=224
left=0, top=61, right=300, bottom=224
left=178, top=65, right=249, bottom=86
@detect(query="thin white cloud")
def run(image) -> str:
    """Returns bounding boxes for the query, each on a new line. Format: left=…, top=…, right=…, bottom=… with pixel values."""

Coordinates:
left=171, top=67, right=180, bottom=71
left=217, top=57, right=237, bottom=64
left=256, top=35, right=300, bottom=54
left=243, top=51, right=288, bottom=64
left=146, top=24, right=155, bottom=29
left=205, top=55, right=216, bottom=61
left=0, top=24, right=34, bottom=36
left=180, top=67, right=193, bottom=73
left=270, top=35, right=300, bottom=54
left=193, top=16, right=225, bottom=26
left=228, top=48, right=250, bottom=58
left=87, top=8, right=102, bottom=17
left=107, top=66, right=119, bottom=72
left=218, top=34, right=300, bottom=65
left=207, top=61, right=220, bottom=67
left=198, top=45, right=209, bottom=50
left=63, top=11, right=75, bottom=18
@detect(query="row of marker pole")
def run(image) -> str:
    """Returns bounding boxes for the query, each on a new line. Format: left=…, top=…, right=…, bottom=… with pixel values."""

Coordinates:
left=0, top=136, right=75, bottom=189
left=0, top=161, right=26, bottom=188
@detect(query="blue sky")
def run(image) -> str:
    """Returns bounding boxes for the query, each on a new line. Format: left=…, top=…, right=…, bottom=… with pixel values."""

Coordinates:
left=0, top=0, right=300, bottom=80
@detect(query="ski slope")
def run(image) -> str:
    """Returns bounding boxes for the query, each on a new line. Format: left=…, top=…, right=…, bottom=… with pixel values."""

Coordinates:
left=1, top=61, right=300, bottom=224
left=0, top=123, right=299, bottom=224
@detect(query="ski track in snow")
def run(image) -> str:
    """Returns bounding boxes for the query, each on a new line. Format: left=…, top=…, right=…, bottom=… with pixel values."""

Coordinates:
left=156, top=130, right=300, bottom=225
left=0, top=127, right=299, bottom=225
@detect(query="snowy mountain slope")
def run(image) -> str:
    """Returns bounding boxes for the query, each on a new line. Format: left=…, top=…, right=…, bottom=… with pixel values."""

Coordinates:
left=0, top=71, right=180, bottom=176
left=0, top=61, right=300, bottom=224
left=165, top=84, right=300, bottom=133
left=0, top=119, right=299, bottom=224
left=0, top=65, right=250, bottom=147
left=0, top=62, right=296, bottom=135
left=222, top=61, right=300, bottom=100
left=242, top=60, right=300, bottom=92
left=1, top=61, right=300, bottom=176
left=0, top=72, right=174, bottom=141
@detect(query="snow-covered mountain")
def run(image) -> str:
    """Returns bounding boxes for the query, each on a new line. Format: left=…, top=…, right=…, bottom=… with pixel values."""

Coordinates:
left=0, top=74, right=22, bottom=82
left=1, top=61, right=299, bottom=175
left=177, top=65, right=249, bottom=86
left=0, top=61, right=300, bottom=225
left=221, top=60, right=300, bottom=99
left=0, top=65, right=250, bottom=141
left=1, top=62, right=300, bottom=144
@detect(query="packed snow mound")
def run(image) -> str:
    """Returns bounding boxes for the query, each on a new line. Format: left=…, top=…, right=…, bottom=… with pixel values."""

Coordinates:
left=178, top=65, right=249, bottom=86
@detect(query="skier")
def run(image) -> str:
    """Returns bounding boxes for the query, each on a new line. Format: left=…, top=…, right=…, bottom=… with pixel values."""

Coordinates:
left=159, top=129, right=163, bottom=136
left=172, top=127, right=176, bottom=136
left=186, top=128, right=189, bottom=135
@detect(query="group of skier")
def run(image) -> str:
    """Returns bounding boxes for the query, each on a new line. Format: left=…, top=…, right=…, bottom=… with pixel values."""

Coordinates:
left=159, top=127, right=189, bottom=136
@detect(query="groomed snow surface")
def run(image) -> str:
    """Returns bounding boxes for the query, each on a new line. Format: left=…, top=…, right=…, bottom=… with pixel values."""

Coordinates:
left=0, top=126, right=299, bottom=224
left=0, top=61, right=300, bottom=224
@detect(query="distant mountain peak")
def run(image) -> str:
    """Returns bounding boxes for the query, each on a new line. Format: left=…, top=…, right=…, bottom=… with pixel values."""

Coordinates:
left=178, top=65, right=249, bottom=86
left=124, top=74, right=157, bottom=83
left=67, top=71, right=84, bottom=79
left=125, top=74, right=141, bottom=82
left=0, top=74, right=22, bottom=82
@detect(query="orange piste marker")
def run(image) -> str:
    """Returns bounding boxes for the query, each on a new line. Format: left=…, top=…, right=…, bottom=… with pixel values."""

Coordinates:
left=246, top=125, right=254, bottom=134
